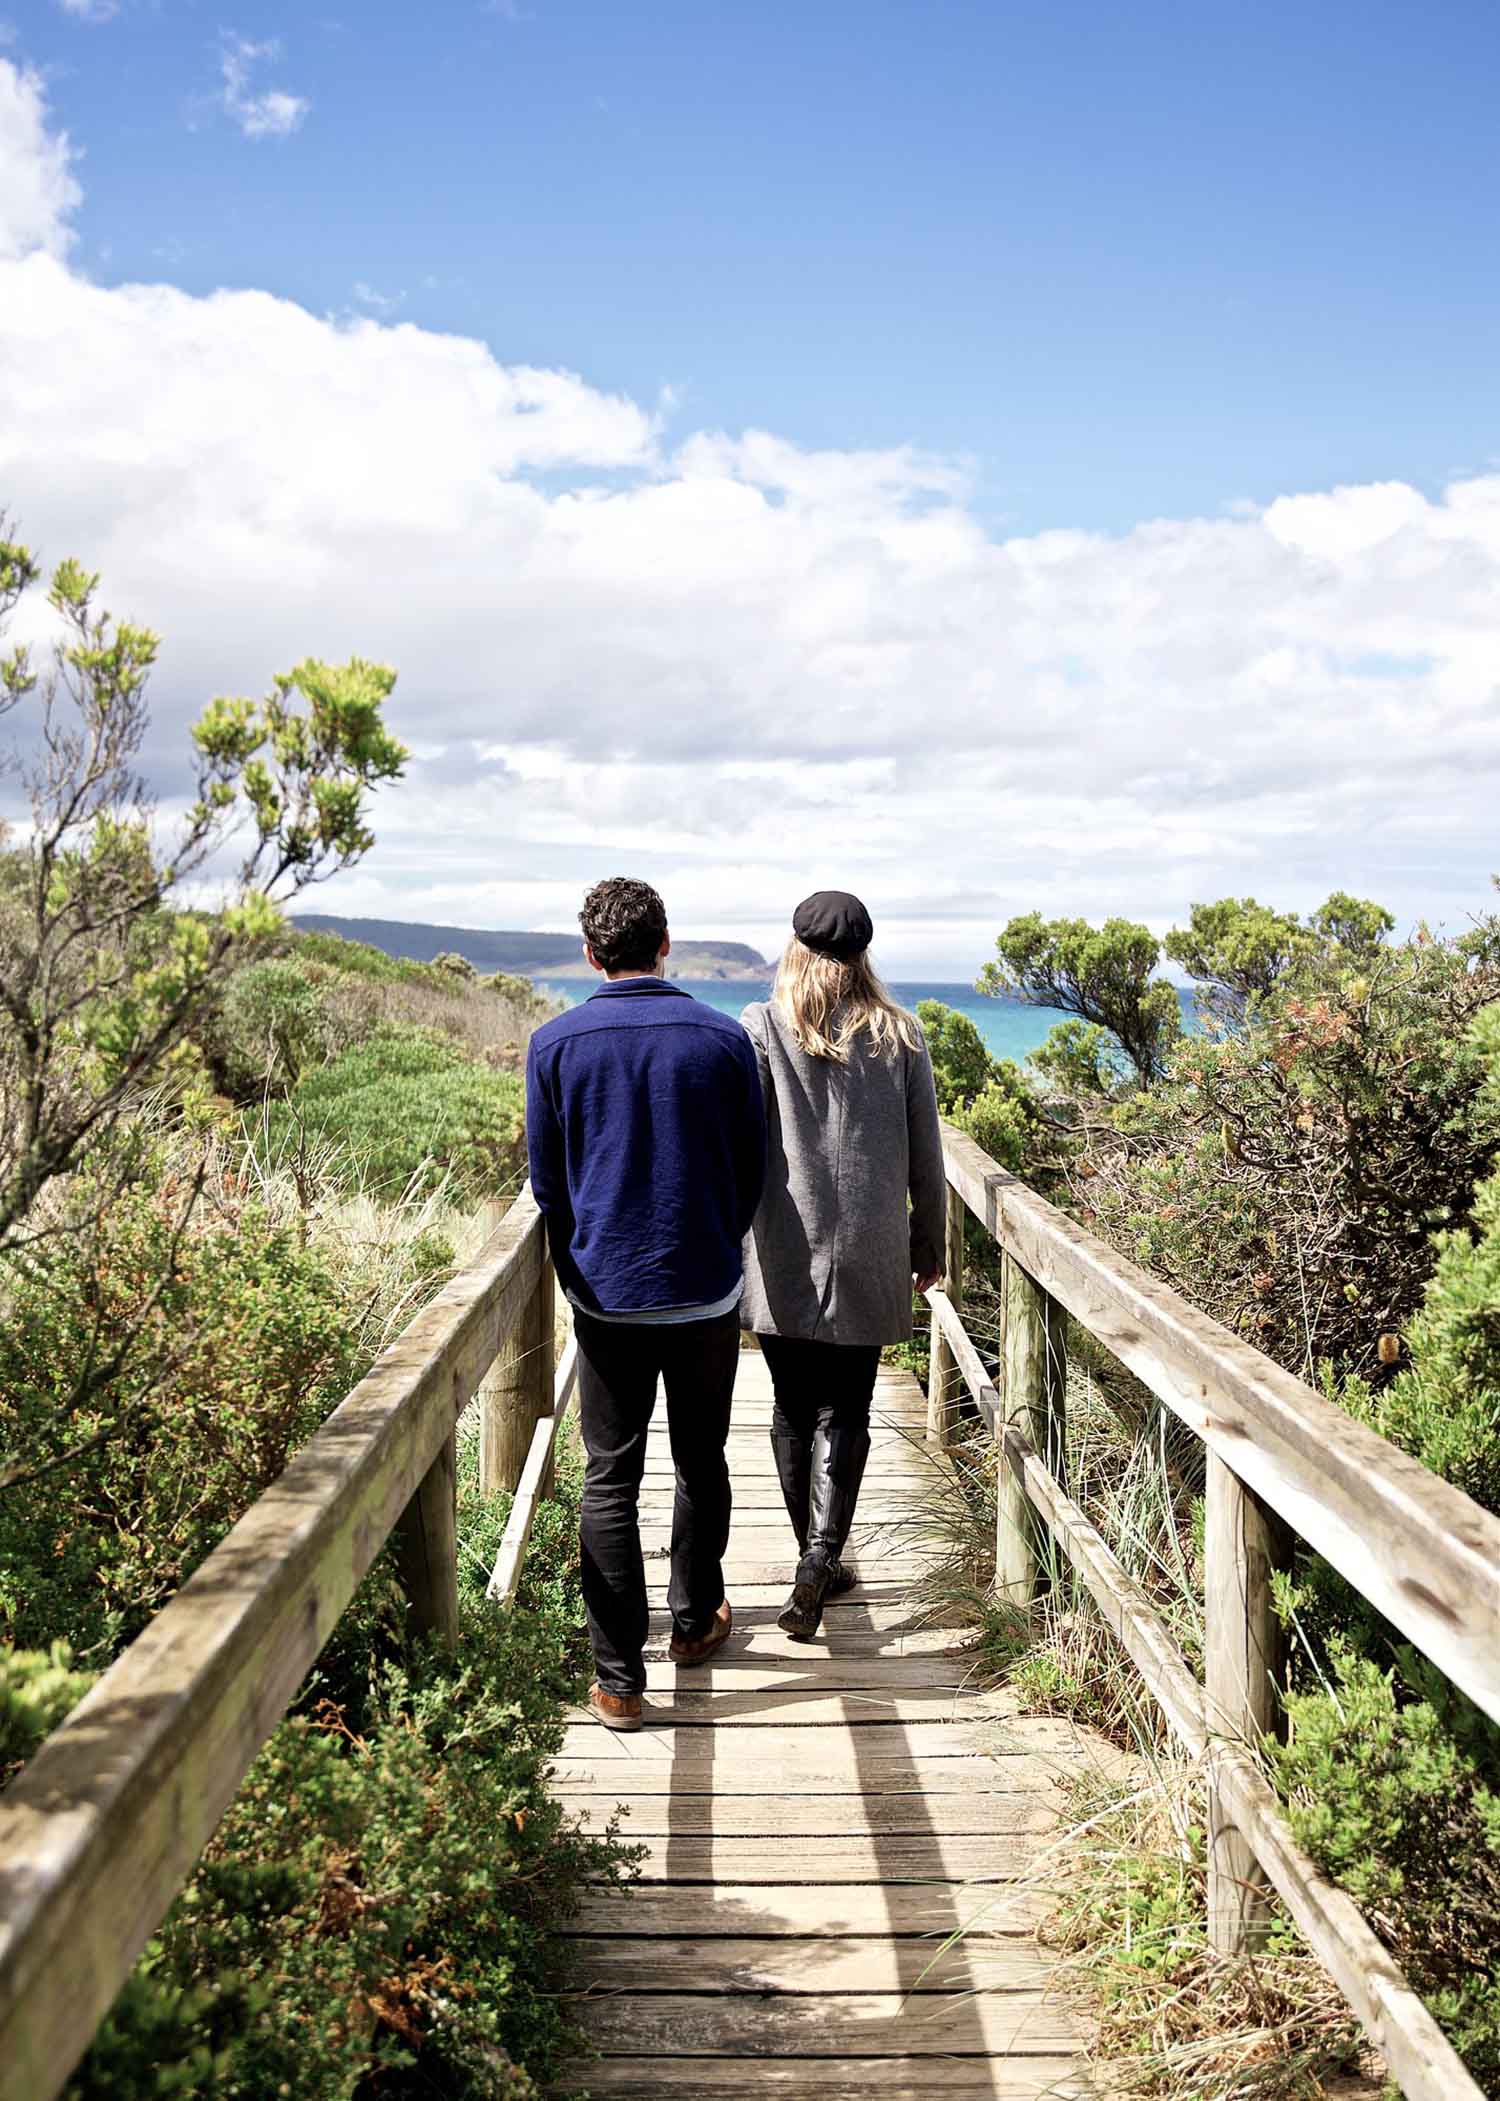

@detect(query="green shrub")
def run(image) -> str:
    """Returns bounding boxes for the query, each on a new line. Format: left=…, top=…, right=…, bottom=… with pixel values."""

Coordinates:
left=1272, top=1646, right=1500, bottom=2091
left=265, top=1027, right=526, bottom=1202
left=0, top=1177, right=365, bottom=1654
left=213, top=957, right=337, bottom=1093
left=0, top=1642, right=96, bottom=1781
left=66, top=1495, right=627, bottom=2100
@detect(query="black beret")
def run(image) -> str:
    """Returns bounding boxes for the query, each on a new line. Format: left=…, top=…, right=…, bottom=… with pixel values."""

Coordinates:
left=792, top=889, right=874, bottom=962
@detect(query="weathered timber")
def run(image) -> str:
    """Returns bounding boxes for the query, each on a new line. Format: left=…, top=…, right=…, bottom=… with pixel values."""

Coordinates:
left=566, top=1882, right=1046, bottom=1937
left=553, top=1790, right=1059, bottom=1838
left=573, top=2059, right=1091, bottom=2099
left=998, top=1420, right=1486, bottom=2101
left=486, top=1331, right=580, bottom=1603
left=997, top=1252, right=1067, bottom=1603
left=480, top=1244, right=555, bottom=1495
left=578, top=1992, right=1080, bottom=2055
left=394, top=1427, right=459, bottom=1643
left=1205, top=1450, right=1291, bottom=1953
left=0, top=1193, right=545, bottom=2101
left=926, top=1182, right=968, bottom=1447
left=941, top=1120, right=1500, bottom=1725
left=565, top=1933, right=1051, bottom=1990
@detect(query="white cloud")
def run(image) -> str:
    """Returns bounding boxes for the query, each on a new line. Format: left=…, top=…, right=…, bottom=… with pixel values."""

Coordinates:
left=219, top=36, right=309, bottom=141
left=2, top=56, right=1499, bottom=971
left=0, top=62, right=81, bottom=261
left=57, top=0, right=120, bottom=21
left=352, top=281, right=406, bottom=315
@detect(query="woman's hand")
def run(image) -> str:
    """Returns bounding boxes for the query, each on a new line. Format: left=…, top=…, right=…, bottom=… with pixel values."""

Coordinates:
left=914, top=1269, right=942, bottom=1294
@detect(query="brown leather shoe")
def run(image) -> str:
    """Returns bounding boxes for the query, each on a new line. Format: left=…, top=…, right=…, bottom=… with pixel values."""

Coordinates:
left=669, top=1599, right=733, bottom=1666
left=588, top=1683, right=643, bottom=1732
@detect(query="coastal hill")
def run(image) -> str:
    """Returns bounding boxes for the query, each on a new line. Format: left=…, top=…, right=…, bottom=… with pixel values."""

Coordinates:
left=290, top=913, right=772, bottom=980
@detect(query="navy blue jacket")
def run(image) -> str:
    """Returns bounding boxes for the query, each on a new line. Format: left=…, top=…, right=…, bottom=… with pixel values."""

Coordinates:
left=525, top=978, right=767, bottom=1316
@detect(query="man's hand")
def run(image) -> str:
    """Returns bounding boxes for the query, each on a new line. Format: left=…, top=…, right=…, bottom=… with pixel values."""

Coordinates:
left=914, top=1269, right=942, bottom=1294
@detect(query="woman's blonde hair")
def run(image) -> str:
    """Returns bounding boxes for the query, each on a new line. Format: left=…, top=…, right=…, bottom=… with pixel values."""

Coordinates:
left=773, top=938, right=923, bottom=1062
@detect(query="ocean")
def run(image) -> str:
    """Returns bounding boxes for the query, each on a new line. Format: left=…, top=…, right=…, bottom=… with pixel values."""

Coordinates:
left=532, top=977, right=1074, bottom=1062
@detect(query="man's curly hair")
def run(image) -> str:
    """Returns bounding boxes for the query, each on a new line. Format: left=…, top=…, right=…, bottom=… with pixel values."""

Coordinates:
left=579, top=876, right=668, bottom=975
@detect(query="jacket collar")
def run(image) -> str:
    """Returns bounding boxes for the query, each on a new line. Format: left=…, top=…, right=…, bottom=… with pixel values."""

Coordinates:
left=587, top=976, right=689, bottom=1000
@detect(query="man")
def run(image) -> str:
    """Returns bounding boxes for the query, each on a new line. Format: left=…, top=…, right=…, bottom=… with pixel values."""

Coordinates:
left=525, top=876, right=766, bottom=1731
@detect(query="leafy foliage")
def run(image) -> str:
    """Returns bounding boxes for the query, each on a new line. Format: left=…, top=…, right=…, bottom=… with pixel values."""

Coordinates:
left=979, top=912, right=1182, bottom=1084
left=916, top=998, right=1045, bottom=1174
left=264, top=1026, right=526, bottom=1203
left=1272, top=1647, right=1500, bottom=2089
left=0, top=526, right=406, bottom=1259
left=64, top=1448, right=630, bottom=2101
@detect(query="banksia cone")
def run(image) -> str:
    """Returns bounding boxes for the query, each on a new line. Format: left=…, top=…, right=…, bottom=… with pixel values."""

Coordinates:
left=1377, top=1331, right=1400, bottom=1365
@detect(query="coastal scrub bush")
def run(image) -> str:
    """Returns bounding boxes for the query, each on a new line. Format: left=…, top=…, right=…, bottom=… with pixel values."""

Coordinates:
left=1074, top=919, right=1500, bottom=1382
left=0, top=1169, right=364, bottom=1654
left=64, top=1448, right=630, bottom=2101
left=1270, top=1647, right=1500, bottom=2092
left=264, top=1026, right=526, bottom=1203
left=917, top=998, right=1045, bottom=1174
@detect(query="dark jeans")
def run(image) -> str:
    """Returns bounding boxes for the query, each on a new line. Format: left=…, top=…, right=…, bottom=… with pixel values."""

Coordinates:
left=757, top=1335, right=880, bottom=1566
left=574, top=1307, right=740, bottom=1697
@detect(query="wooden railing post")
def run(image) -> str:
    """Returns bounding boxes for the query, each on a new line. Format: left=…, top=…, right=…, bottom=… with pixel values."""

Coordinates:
left=395, top=1428, right=459, bottom=1644
left=1205, top=1452, right=1291, bottom=1953
left=926, top=1183, right=967, bottom=1448
left=480, top=1243, right=556, bottom=1497
left=996, top=1252, right=1067, bottom=1603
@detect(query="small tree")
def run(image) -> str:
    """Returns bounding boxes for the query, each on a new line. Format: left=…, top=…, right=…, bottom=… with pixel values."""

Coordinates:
left=978, top=913, right=1181, bottom=1085
left=0, top=523, right=408, bottom=1257
left=1165, top=891, right=1394, bottom=1021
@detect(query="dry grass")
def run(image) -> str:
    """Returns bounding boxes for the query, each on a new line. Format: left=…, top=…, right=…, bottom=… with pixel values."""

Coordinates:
left=893, top=1325, right=1389, bottom=2101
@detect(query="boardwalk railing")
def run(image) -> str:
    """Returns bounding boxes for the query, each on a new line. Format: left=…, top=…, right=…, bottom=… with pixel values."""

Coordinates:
left=0, top=1189, right=562, bottom=2101
left=5, top=1134, right=1500, bottom=2100
left=927, top=1121, right=1500, bottom=2101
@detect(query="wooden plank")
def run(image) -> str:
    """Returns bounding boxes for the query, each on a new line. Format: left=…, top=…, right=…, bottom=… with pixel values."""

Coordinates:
left=480, top=1243, right=554, bottom=1494
left=566, top=1933, right=1052, bottom=1991
left=554, top=1791, right=1060, bottom=1837
left=941, top=1120, right=1500, bottom=1724
left=998, top=1254, right=1067, bottom=1603
left=555, top=1715, right=1095, bottom=1769
left=566, top=1881, right=1049, bottom=1936
left=567, top=1689, right=1006, bottom=1726
left=575, top=1991, right=1080, bottom=2054
left=927, top=1183, right=968, bottom=1447
left=550, top=1754, right=1085, bottom=1801
left=569, top=2056, right=1091, bottom=2098
left=587, top=1832, right=1037, bottom=1882
left=393, top=1427, right=458, bottom=1644
left=1205, top=1449, right=1290, bottom=1953
left=0, top=1192, right=547, bottom=2101
left=487, top=1331, right=582, bottom=1603
left=1001, top=1422, right=1486, bottom=2101
left=636, top=1655, right=987, bottom=1693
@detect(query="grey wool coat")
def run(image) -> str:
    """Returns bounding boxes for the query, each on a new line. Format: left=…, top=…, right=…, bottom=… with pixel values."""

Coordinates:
left=738, top=1000, right=948, bottom=1346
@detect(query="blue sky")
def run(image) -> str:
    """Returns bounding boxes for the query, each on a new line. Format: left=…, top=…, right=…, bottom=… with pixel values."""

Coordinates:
left=3, top=7, right=1500, bottom=970
left=12, top=0, right=1500, bottom=533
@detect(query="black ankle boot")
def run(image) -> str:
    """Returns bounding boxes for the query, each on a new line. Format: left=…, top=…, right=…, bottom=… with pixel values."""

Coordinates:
left=778, top=1552, right=832, bottom=1640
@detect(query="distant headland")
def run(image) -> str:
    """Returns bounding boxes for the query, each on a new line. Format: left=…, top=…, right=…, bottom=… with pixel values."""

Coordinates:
left=290, top=913, right=773, bottom=981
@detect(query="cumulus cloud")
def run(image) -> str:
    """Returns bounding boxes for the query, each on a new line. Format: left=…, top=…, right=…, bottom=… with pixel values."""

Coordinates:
left=0, top=61, right=81, bottom=261
left=1, top=58, right=1498, bottom=969
left=219, top=35, right=308, bottom=140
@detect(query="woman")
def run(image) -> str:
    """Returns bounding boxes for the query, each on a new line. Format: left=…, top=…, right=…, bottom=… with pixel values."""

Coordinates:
left=740, top=890, right=946, bottom=1639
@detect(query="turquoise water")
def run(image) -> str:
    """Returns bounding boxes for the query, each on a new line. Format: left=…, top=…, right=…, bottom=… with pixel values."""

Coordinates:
left=533, top=977, right=1072, bottom=1062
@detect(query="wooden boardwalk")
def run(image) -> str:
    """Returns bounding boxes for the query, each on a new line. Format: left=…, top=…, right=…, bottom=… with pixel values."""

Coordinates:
left=553, top=1351, right=1093, bottom=2099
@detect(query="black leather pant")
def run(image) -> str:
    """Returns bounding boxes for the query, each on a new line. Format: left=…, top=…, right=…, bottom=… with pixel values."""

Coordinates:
left=757, top=1335, right=879, bottom=1572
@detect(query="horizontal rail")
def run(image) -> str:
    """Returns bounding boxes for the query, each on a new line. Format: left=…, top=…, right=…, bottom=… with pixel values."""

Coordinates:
left=940, top=1122, right=1500, bottom=1726
left=1001, top=1422, right=1484, bottom=2101
left=930, top=1266, right=1484, bottom=2101
left=486, top=1332, right=580, bottom=1605
left=0, top=1192, right=547, bottom=2101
